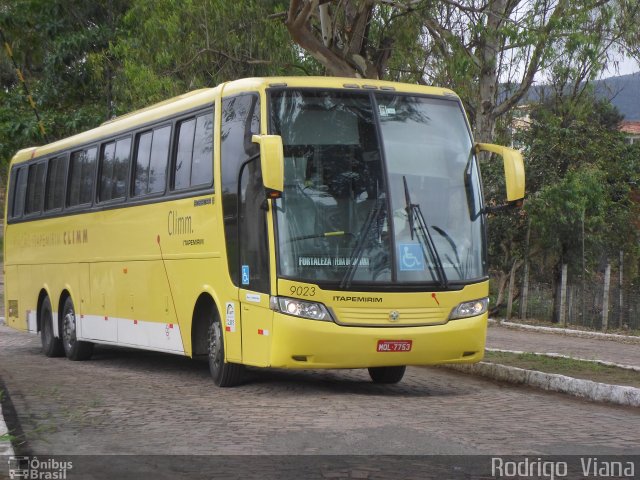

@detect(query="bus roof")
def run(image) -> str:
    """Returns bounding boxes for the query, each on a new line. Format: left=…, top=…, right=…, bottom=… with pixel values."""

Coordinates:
left=9, top=77, right=459, bottom=166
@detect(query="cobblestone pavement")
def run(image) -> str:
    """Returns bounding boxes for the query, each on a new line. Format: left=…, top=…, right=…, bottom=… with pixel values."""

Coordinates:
left=486, top=323, right=640, bottom=367
left=1, top=325, right=639, bottom=461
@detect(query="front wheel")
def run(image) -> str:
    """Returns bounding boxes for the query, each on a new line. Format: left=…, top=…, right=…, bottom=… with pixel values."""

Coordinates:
left=368, top=366, right=406, bottom=384
left=61, top=297, right=93, bottom=361
left=208, top=315, right=244, bottom=387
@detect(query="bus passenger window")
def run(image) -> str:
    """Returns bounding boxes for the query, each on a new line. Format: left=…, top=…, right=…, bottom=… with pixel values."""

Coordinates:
left=100, top=137, right=131, bottom=202
left=45, top=155, right=67, bottom=211
left=68, top=147, right=97, bottom=207
left=174, top=118, right=195, bottom=190
left=173, top=111, right=213, bottom=190
left=190, top=114, right=213, bottom=187
left=25, top=162, right=46, bottom=215
left=9, top=166, right=28, bottom=218
left=134, top=125, right=170, bottom=196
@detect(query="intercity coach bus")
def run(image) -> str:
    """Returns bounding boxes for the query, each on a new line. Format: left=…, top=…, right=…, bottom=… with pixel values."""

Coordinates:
left=3, top=77, right=524, bottom=386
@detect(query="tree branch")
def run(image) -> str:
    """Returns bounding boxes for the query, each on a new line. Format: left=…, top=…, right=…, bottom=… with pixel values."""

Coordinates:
left=493, top=0, right=570, bottom=117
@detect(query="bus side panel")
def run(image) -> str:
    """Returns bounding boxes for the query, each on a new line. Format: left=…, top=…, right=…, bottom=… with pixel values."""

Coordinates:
left=18, top=265, right=41, bottom=333
left=4, top=265, right=23, bottom=331
left=163, top=257, right=242, bottom=361
left=76, top=262, right=91, bottom=340
left=239, top=290, right=273, bottom=367
left=121, top=259, right=183, bottom=353
left=83, top=262, right=118, bottom=343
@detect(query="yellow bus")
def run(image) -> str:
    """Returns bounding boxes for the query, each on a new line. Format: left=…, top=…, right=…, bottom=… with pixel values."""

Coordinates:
left=3, top=77, right=524, bottom=386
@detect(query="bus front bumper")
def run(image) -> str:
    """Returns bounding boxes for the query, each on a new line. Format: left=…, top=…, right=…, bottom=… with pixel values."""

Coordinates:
left=269, top=312, right=487, bottom=369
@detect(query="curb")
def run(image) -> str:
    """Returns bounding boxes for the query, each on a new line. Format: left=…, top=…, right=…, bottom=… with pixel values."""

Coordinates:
left=0, top=401, right=15, bottom=458
left=489, top=319, right=640, bottom=345
left=447, top=362, right=640, bottom=408
left=0, top=317, right=16, bottom=456
left=487, top=348, right=640, bottom=372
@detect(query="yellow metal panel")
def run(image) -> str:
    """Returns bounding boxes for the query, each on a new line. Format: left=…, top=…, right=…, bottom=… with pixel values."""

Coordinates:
left=4, top=265, right=22, bottom=331
left=269, top=311, right=487, bottom=369
left=278, top=279, right=488, bottom=327
left=239, top=289, right=273, bottom=367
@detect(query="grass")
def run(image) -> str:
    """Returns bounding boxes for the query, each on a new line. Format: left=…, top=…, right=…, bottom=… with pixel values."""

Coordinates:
left=483, top=351, right=640, bottom=389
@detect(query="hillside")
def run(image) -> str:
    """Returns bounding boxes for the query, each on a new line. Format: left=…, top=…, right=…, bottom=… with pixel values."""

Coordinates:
left=594, top=72, right=640, bottom=120
left=522, top=72, right=640, bottom=120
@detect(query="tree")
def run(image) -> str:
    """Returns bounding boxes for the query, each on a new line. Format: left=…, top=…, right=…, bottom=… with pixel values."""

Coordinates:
left=518, top=92, right=640, bottom=321
left=420, top=0, right=640, bottom=142
left=0, top=0, right=129, bottom=173
left=282, top=0, right=640, bottom=142
left=111, top=0, right=302, bottom=111
left=284, top=0, right=423, bottom=80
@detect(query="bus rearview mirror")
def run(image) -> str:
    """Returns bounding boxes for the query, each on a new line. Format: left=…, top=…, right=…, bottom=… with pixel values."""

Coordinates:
left=475, top=143, right=525, bottom=203
left=252, top=134, right=284, bottom=195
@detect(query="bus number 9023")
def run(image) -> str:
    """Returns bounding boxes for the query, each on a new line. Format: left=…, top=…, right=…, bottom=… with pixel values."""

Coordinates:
left=290, top=285, right=316, bottom=297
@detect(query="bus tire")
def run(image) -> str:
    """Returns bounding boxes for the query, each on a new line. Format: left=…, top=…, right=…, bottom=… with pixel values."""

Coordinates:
left=61, top=297, right=93, bottom=361
left=208, top=314, right=243, bottom=387
left=368, top=366, right=406, bottom=384
left=40, top=296, right=64, bottom=357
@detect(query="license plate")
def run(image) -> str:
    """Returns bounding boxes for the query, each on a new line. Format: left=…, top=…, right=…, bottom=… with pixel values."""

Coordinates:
left=376, top=340, right=412, bottom=352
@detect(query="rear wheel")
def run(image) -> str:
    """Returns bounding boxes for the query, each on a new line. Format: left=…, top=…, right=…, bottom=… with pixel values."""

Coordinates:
left=208, top=314, right=244, bottom=387
left=368, top=366, right=406, bottom=384
left=61, top=297, right=93, bottom=361
left=40, top=297, right=63, bottom=357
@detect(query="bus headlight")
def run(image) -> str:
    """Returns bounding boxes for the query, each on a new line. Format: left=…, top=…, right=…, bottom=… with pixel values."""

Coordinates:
left=270, top=297, right=333, bottom=322
left=449, top=298, right=489, bottom=320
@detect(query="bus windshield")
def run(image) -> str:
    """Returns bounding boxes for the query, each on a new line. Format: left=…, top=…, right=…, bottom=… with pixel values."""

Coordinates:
left=269, top=89, right=485, bottom=287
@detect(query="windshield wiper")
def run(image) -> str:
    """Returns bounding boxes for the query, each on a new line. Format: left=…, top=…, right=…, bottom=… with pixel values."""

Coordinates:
left=431, top=225, right=464, bottom=280
left=402, top=176, right=448, bottom=288
left=340, top=196, right=385, bottom=289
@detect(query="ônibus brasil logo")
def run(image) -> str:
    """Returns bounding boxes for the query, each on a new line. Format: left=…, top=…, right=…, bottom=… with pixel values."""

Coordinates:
left=8, top=456, right=73, bottom=479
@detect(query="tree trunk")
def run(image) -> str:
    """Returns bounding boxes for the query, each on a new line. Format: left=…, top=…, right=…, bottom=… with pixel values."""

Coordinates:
left=491, top=271, right=508, bottom=317
left=286, top=0, right=381, bottom=78
left=559, top=264, right=568, bottom=327
left=506, top=259, right=523, bottom=321
left=474, top=0, right=507, bottom=142
left=602, top=262, right=611, bottom=332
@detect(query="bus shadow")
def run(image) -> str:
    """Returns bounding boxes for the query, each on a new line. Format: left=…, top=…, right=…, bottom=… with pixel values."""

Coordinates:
left=67, top=346, right=466, bottom=398
left=243, top=367, right=464, bottom=398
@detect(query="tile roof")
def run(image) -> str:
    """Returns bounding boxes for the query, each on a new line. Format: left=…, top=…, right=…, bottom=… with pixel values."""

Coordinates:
left=619, top=121, right=640, bottom=135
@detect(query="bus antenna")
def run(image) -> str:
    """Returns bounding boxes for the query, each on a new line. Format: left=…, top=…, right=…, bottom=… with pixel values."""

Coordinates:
left=0, top=28, right=50, bottom=143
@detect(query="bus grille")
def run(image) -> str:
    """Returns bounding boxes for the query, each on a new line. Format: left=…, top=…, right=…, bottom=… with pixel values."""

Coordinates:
left=332, top=306, right=447, bottom=326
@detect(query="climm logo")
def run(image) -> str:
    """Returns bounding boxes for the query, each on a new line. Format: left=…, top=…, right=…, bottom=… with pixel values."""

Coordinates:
left=168, top=210, right=193, bottom=236
left=63, top=229, right=88, bottom=245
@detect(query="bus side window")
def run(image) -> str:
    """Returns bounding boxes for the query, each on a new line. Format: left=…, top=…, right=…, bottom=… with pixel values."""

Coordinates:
left=134, top=125, right=171, bottom=196
left=24, top=161, right=47, bottom=215
left=45, top=155, right=68, bottom=211
left=9, top=166, right=28, bottom=219
left=99, top=137, right=131, bottom=202
left=173, top=111, right=213, bottom=191
left=68, top=147, right=97, bottom=207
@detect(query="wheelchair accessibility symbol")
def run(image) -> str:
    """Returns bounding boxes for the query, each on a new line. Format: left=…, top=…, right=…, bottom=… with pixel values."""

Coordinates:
left=241, top=265, right=250, bottom=285
left=398, top=243, right=425, bottom=271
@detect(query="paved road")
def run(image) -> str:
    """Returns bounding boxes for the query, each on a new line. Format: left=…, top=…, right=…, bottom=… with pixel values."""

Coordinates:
left=486, top=323, right=640, bottom=367
left=1, top=324, right=638, bottom=464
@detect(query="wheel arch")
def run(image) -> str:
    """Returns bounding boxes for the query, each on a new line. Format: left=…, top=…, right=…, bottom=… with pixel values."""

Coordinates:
left=36, top=288, right=50, bottom=333
left=57, top=288, right=74, bottom=337
left=190, top=291, right=222, bottom=359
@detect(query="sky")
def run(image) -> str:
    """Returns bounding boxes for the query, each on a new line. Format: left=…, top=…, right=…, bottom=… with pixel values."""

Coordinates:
left=600, top=54, right=640, bottom=79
